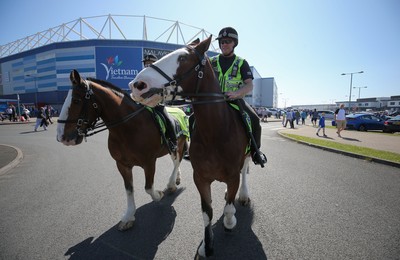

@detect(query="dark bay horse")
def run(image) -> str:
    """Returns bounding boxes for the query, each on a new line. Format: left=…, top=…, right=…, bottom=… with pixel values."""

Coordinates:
left=56, top=70, right=188, bottom=231
left=129, top=37, right=251, bottom=257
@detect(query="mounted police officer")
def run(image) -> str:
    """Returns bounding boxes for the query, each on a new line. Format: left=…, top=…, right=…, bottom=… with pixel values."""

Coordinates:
left=210, top=27, right=267, bottom=167
left=142, top=54, right=177, bottom=152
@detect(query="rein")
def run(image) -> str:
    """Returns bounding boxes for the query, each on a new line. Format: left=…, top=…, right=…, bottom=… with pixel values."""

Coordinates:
left=57, top=81, right=146, bottom=139
left=148, top=46, right=228, bottom=106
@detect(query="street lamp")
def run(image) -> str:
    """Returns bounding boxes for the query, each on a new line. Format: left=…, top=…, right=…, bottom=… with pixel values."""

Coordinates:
left=341, top=71, right=364, bottom=111
left=26, top=74, right=38, bottom=107
left=353, top=86, right=367, bottom=99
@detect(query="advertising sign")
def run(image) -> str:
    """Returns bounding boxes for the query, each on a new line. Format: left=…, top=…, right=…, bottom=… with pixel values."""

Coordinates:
left=95, top=47, right=142, bottom=90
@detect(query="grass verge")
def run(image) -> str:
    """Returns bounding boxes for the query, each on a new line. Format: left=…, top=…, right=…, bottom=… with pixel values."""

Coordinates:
left=281, top=133, right=400, bottom=164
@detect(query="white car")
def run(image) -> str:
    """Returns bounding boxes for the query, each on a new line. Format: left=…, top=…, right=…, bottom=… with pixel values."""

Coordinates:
left=317, top=110, right=335, bottom=120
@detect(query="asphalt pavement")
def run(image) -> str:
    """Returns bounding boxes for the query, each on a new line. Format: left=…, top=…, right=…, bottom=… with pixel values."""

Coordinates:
left=1, top=117, right=400, bottom=175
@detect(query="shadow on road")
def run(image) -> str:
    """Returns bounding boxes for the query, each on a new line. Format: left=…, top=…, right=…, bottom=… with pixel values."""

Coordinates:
left=195, top=203, right=268, bottom=259
left=65, top=188, right=184, bottom=259
left=340, top=137, right=360, bottom=142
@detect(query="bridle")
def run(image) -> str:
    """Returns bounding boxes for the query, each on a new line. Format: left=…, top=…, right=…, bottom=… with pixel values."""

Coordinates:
left=57, top=79, right=146, bottom=139
left=147, top=46, right=227, bottom=106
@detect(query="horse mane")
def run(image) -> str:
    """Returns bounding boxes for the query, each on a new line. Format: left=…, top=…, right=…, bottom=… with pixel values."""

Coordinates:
left=87, top=77, right=132, bottom=99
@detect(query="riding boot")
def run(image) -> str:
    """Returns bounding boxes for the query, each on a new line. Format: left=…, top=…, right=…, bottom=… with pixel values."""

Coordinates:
left=238, top=100, right=267, bottom=167
left=183, top=114, right=195, bottom=161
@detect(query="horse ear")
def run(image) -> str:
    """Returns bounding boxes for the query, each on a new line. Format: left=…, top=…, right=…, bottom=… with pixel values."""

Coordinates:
left=70, top=69, right=82, bottom=87
left=195, top=36, right=212, bottom=55
left=189, top=38, right=200, bottom=46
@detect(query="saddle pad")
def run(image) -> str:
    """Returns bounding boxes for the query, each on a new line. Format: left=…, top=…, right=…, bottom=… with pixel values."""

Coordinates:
left=166, top=107, right=190, bottom=138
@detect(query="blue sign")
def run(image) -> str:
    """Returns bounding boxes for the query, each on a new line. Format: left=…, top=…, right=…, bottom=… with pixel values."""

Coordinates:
left=95, top=47, right=142, bottom=90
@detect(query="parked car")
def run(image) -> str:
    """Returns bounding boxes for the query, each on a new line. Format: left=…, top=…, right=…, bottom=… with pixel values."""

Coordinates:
left=383, top=115, right=400, bottom=133
left=345, top=113, right=385, bottom=131
left=317, top=110, right=335, bottom=120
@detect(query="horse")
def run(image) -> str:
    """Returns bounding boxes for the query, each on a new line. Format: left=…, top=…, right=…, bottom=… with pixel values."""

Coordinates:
left=56, top=70, right=189, bottom=231
left=129, top=37, right=252, bottom=258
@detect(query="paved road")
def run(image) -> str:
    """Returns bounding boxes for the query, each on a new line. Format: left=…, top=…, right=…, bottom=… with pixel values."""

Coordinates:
left=0, top=121, right=399, bottom=259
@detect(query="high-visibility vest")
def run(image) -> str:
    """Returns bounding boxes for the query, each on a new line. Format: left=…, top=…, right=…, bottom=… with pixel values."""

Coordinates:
left=210, top=55, right=245, bottom=92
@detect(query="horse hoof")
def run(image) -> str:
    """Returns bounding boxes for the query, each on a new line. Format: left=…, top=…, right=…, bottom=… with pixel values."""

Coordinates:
left=224, top=226, right=235, bottom=232
left=175, top=178, right=181, bottom=186
left=117, top=220, right=135, bottom=231
left=239, top=197, right=251, bottom=206
left=164, top=186, right=177, bottom=194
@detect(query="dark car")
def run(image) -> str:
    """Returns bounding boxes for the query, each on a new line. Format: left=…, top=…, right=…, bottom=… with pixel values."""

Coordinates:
left=383, top=115, right=400, bottom=133
left=345, top=113, right=385, bottom=131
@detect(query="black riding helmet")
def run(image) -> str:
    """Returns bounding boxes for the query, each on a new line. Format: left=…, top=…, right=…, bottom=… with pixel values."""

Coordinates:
left=216, top=27, right=239, bottom=47
left=142, top=54, right=158, bottom=63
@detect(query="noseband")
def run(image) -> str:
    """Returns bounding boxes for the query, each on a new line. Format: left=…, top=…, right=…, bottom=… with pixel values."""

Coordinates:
left=148, top=46, right=227, bottom=105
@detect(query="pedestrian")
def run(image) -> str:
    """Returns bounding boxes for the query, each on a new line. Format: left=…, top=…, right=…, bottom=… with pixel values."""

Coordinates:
left=34, top=107, right=48, bottom=131
left=45, top=105, right=53, bottom=124
left=334, top=103, right=346, bottom=137
left=301, top=110, right=307, bottom=125
left=311, top=109, right=318, bottom=127
left=209, top=26, right=266, bottom=166
left=284, top=109, right=294, bottom=128
left=316, top=112, right=327, bottom=137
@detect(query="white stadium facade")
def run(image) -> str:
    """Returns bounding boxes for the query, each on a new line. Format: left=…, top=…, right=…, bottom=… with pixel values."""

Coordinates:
left=0, top=15, right=278, bottom=112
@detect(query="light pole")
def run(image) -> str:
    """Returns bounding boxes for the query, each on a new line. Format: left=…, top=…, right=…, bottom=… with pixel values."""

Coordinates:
left=26, top=74, right=38, bottom=107
left=341, top=71, right=363, bottom=112
left=353, top=86, right=367, bottom=99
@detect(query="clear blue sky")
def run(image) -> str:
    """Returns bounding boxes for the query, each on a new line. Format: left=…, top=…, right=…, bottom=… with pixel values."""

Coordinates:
left=1, top=0, right=399, bottom=107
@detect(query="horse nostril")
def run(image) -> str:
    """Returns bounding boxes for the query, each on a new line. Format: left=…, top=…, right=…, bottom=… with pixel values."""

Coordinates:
left=134, top=81, right=147, bottom=91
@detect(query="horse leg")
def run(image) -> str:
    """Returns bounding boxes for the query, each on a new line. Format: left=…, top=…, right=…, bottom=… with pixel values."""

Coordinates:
left=194, top=175, right=214, bottom=258
left=116, top=162, right=136, bottom=231
left=144, top=163, right=164, bottom=201
left=223, top=177, right=240, bottom=231
left=238, top=156, right=251, bottom=206
left=166, top=152, right=180, bottom=193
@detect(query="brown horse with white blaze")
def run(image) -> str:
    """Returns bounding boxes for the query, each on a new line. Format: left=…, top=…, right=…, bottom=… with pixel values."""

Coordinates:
left=129, top=37, right=252, bottom=258
left=57, top=70, right=188, bottom=231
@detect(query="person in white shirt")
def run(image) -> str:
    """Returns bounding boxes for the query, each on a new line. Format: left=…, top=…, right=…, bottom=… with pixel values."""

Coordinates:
left=334, top=103, right=346, bottom=137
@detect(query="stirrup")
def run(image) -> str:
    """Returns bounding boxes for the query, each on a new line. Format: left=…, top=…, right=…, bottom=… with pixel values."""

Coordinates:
left=183, top=151, right=190, bottom=161
left=252, top=151, right=267, bottom=167
left=168, top=140, right=177, bottom=153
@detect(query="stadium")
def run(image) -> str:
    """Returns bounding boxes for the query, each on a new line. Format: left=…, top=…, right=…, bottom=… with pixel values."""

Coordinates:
left=0, top=15, right=277, bottom=114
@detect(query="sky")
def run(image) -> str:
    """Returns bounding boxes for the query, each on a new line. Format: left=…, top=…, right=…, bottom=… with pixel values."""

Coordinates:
left=1, top=0, right=399, bottom=107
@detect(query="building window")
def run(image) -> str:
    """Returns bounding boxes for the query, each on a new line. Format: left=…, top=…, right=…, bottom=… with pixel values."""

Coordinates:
left=364, top=103, right=369, bottom=106
left=390, top=102, right=395, bottom=106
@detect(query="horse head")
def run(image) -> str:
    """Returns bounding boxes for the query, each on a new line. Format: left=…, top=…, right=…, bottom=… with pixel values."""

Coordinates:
left=57, top=70, right=99, bottom=145
left=129, top=37, right=213, bottom=106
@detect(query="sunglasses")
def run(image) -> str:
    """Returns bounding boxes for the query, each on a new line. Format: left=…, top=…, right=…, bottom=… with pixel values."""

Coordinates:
left=220, top=39, right=233, bottom=45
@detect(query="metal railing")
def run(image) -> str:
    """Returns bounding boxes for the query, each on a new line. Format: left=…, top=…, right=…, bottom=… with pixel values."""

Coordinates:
left=1, top=14, right=219, bottom=58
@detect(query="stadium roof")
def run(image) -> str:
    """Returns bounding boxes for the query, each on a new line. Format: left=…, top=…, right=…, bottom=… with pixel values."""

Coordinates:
left=0, top=14, right=220, bottom=58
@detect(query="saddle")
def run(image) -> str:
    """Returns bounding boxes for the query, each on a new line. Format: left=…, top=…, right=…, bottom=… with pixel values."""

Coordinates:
left=147, top=106, right=189, bottom=152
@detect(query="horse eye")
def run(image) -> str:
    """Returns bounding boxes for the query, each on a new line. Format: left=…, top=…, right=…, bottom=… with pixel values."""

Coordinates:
left=72, top=98, right=81, bottom=104
left=178, top=55, right=187, bottom=62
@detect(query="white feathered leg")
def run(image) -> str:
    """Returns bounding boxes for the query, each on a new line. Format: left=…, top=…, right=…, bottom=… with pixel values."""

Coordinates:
left=238, top=156, right=251, bottom=206
left=118, top=188, right=136, bottom=231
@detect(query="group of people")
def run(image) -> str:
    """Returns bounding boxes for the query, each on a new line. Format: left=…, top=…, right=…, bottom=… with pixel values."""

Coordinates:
left=280, top=104, right=348, bottom=138
left=140, top=26, right=267, bottom=167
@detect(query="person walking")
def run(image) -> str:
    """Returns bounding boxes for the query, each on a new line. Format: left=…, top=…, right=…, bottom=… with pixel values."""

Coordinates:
left=311, top=109, right=318, bottom=127
left=209, top=27, right=267, bottom=166
left=316, top=112, right=327, bottom=137
left=334, top=103, right=346, bottom=137
left=34, top=107, right=48, bottom=131
left=301, top=110, right=307, bottom=125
